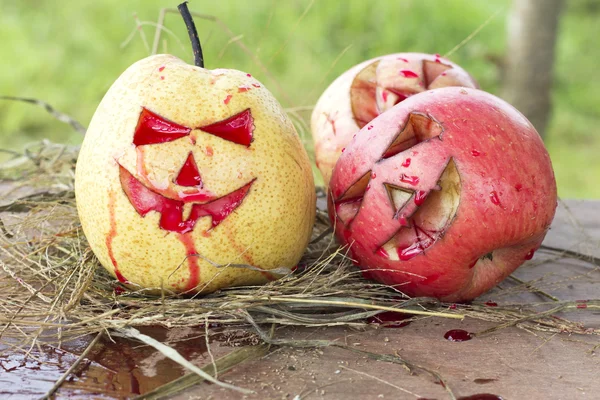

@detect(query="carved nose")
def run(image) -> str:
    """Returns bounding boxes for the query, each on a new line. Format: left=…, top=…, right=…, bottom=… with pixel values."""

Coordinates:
left=175, top=152, right=203, bottom=187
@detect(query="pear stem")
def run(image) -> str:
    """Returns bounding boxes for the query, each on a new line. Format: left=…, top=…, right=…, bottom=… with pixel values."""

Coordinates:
left=178, top=2, right=204, bottom=68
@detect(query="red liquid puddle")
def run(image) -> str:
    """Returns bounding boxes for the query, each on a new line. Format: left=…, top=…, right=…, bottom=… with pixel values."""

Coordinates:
left=368, top=312, right=412, bottom=328
left=471, top=149, right=481, bottom=156
left=524, top=249, right=536, bottom=260
left=444, top=329, right=473, bottom=342
left=459, top=395, right=504, bottom=400
left=133, top=108, right=191, bottom=146
left=400, top=69, right=419, bottom=78
left=200, top=108, right=254, bottom=147
left=485, top=301, right=498, bottom=307
left=119, top=166, right=254, bottom=234
left=174, top=152, right=203, bottom=187
left=106, top=190, right=129, bottom=284
left=414, top=190, right=427, bottom=206
left=399, top=173, right=419, bottom=186
left=223, top=94, right=232, bottom=104
left=489, top=191, right=500, bottom=206
left=401, top=158, right=411, bottom=167
left=177, top=233, right=201, bottom=291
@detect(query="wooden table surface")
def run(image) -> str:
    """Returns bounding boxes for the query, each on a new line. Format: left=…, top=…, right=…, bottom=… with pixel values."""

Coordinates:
left=1, top=200, right=599, bottom=400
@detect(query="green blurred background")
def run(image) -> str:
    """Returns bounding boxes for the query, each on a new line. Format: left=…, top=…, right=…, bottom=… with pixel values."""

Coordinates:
left=0, top=0, right=598, bottom=197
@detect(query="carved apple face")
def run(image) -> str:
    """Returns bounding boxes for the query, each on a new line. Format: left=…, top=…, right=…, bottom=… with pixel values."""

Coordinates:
left=75, top=54, right=316, bottom=294
left=311, top=53, right=478, bottom=186
left=329, top=87, right=557, bottom=302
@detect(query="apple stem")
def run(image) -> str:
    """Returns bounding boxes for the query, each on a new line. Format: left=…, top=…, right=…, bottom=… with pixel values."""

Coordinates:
left=178, top=1, right=204, bottom=68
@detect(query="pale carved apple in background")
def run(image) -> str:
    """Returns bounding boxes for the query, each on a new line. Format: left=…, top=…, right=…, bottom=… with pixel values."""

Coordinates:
left=311, top=53, right=478, bottom=186
left=328, top=87, right=557, bottom=302
left=75, top=54, right=315, bottom=294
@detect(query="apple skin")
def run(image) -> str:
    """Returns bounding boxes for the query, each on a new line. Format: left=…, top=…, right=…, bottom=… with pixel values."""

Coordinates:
left=75, top=54, right=315, bottom=294
left=328, top=87, right=557, bottom=302
left=311, top=53, right=478, bottom=186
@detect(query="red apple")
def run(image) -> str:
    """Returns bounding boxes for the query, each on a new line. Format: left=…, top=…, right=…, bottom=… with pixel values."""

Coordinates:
left=328, top=87, right=557, bottom=302
left=311, top=53, right=478, bottom=186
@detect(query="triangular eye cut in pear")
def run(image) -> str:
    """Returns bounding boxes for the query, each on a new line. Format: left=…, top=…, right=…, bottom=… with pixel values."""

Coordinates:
left=422, top=60, right=453, bottom=88
left=381, top=112, right=444, bottom=160
left=384, top=183, right=414, bottom=218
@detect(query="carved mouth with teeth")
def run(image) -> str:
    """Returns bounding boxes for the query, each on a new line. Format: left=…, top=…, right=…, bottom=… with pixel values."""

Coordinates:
left=118, top=107, right=256, bottom=234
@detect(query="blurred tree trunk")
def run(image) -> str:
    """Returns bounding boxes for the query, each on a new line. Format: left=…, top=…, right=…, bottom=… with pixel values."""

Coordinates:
left=502, top=0, right=564, bottom=138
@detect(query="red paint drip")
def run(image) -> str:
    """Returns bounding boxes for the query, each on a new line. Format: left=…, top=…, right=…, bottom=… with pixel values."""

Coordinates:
left=223, top=94, right=233, bottom=104
left=174, top=152, right=203, bottom=187
left=400, top=173, right=420, bottom=186
left=489, top=191, right=500, bottom=206
left=371, top=173, right=376, bottom=179
left=367, top=125, right=373, bottom=130
left=199, top=108, right=254, bottom=147
left=515, top=183, right=523, bottom=192
left=252, top=83, right=261, bottom=88
left=376, top=247, right=389, bottom=258
left=106, top=190, right=129, bottom=284
left=113, top=286, right=126, bottom=295
left=449, top=304, right=457, bottom=310
left=177, top=234, right=201, bottom=291
left=119, top=166, right=254, bottom=234
left=471, top=149, right=481, bottom=156
left=382, top=90, right=389, bottom=102
left=401, top=158, right=411, bottom=167
left=400, top=70, right=419, bottom=78
left=397, top=57, right=409, bottom=62
left=485, top=301, right=498, bottom=307
left=158, top=66, right=165, bottom=72
left=238, top=86, right=251, bottom=93
left=524, top=248, right=536, bottom=260
left=444, top=329, right=473, bottom=342
left=133, top=108, right=191, bottom=146
left=414, top=190, right=427, bottom=206
left=341, top=147, right=346, bottom=153
left=577, top=303, right=588, bottom=309
left=246, top=73, right=252, bottom=77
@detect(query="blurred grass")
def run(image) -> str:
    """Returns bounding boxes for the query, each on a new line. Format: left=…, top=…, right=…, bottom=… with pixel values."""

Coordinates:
left=0, top=0, right=598, bottom=198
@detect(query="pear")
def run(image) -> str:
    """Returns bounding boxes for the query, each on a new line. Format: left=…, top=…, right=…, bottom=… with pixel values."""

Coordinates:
left=75, top=7, right=315, bottom=294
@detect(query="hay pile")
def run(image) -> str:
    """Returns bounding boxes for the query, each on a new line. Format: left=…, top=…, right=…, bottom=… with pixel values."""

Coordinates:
left=0, top=141, right=598, bottom=397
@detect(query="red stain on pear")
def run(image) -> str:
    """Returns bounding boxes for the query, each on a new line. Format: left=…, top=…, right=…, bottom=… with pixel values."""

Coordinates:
left=224, top=94, right=233, bottom=104
left=177, top=233, right=201, bottom=291
left=205, top=145, right=214, bottom=156
left=158, top=66, right=165, bottom=72
left=399, top=174, right=420, bottom=186
left=106, top=190, right=129, bottom=284
left=401, top=158, right=411, bottom=167
left=414, top=190, right=427, bottom=206
left=238, top=86, right=251, bottom=93
left=252, top=83, right=261, bottom=88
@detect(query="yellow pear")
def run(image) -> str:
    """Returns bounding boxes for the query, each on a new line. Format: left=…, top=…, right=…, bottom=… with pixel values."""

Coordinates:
left=75, top=54, right=315, bottom=294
